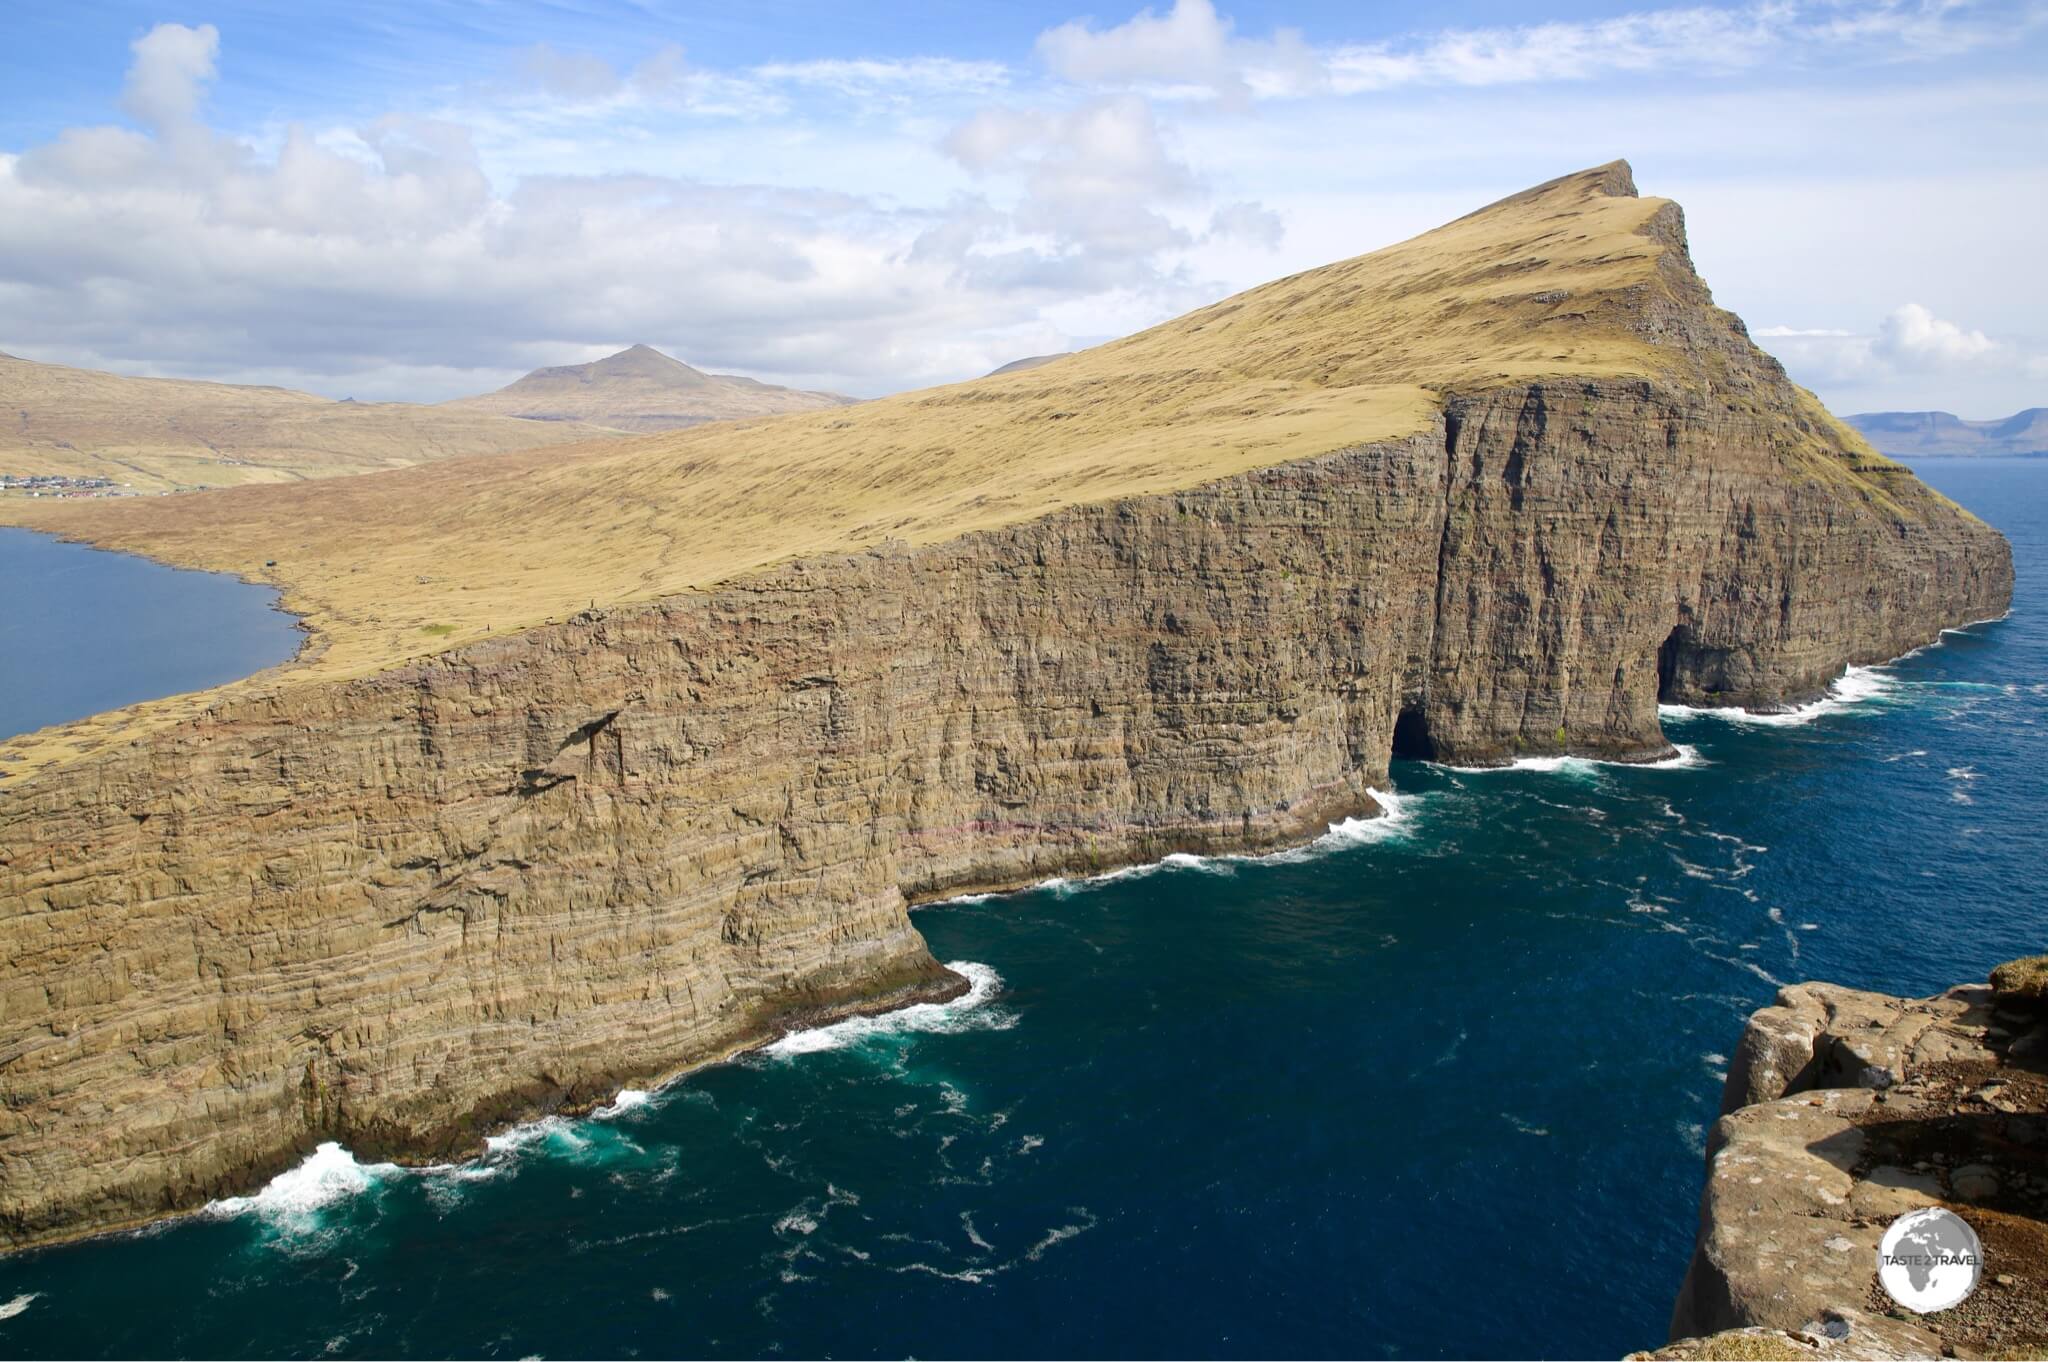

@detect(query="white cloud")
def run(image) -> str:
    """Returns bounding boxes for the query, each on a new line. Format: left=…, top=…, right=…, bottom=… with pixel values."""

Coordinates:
left=1873, top=301, right=1998, bottom=365
left=1754, top=326, right=1856, bottom=338
left=520, top=44, right=624, bottom=101
left=1036, top=0, right=1322, bottom=103
left=121, top=23, right=219, bottom=129
left=1035, top=1, right=2036, bottom=103
left=939, top=96, right=1226, bottom=279
left=1326, top=8, right=1785, bottom=92
left=0, top=25, right=1265, bottom=399
left=4, top=5, right=2044, bottom=413
left=1206, top=200, right=1283, bottom=249
left=751, top=58, right=1011, bottom=99
left=1754, top=303, right=2041, bottom=411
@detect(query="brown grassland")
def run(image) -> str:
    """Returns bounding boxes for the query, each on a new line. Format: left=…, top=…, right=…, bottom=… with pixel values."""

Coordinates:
left=0, top=163, right=1902, bottom=779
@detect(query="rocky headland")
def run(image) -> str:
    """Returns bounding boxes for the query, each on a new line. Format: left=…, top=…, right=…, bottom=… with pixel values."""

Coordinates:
left=0, top=162, right=2014, bottom=1250
left=1651, top=957, right=2048, bottom=1360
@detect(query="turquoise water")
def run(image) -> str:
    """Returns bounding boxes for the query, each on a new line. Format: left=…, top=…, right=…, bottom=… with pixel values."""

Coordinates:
left=0, top=527, right=300, bottom=741
left=0, top=461, right=2039, bottom=1359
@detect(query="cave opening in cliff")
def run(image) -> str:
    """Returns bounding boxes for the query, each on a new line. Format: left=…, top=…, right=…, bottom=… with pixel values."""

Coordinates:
left=1391, top=705, right=1436, bottom=761
left=1657, top=626, right=1690, bottom=702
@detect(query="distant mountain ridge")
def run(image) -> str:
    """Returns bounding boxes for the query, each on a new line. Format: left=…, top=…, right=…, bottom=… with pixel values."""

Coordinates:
left=0, top=351, right=612, bottom=494
left=1847, top=407, right=2048, bottom=458
left=441, top=344, right=853, bottom=432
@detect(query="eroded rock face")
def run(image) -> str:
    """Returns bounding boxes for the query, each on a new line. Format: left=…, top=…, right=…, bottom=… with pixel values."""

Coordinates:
left=1668, top=977, right=2048, bottom=1357
left=0, top=264, right=2015, bottom=1249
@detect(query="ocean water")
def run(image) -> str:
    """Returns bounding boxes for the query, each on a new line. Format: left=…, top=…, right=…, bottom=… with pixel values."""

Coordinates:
left=0, top=460, right=2040, bottom=1359
left=0, top=527, right=300, bottom=742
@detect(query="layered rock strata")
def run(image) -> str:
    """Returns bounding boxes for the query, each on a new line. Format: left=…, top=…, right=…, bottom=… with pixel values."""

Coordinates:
left=0, top=168, right=2015, bottom=1251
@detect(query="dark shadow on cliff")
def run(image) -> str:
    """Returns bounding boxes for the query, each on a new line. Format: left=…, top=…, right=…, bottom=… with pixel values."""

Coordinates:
left=1391, top=705, right=1437, bottom=761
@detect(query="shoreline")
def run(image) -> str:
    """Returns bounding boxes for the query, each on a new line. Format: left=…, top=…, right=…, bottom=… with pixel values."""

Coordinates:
left=0, top=962, right=976, bottom=1260
left=0, top=524, right=315, bottom=755
left=0, top=603, right=1998, bottom=1254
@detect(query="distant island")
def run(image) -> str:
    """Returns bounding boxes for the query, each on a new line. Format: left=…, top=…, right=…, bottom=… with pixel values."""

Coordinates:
left=1847, top=407, right=2048, bottom=458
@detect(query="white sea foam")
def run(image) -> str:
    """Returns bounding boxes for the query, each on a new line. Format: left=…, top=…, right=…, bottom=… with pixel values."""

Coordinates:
left=0, top=1293, right=39, bottom=1321
left=1308, top=787, right=1416, bottom=848
left=206, top=1142, right=399, bottom=1236
left=974, top=788, right=1422, bottom=890
left=485, top=1116, right=588, bottom=1158
left=1659, top=665, right=1895, bottom=728
left=1440, top=744, right=1704, bottom=775
left=763, top=961, right=1013, bottom=1058
left=1245, top=787, right=1420, bottom=864
left=594, top=1089, right=651, bottom=1119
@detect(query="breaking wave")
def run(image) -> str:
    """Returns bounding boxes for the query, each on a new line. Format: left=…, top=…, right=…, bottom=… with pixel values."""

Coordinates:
left=763, top=961, right=1014, bottom=1058
left=205, top=1142, right=398, bottom=1242
left=1008, top=787, right=1421, bottom=891
left=1659, top=665, right=1894, bottom=728
left=1439, top=745, right=1704, bottom=775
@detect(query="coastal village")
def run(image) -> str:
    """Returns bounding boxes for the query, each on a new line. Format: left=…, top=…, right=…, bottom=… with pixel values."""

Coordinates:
left=0, top=473, right=134, bottom=498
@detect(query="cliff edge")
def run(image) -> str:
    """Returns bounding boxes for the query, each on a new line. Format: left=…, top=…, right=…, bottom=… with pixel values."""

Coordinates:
left=0, top=162, right=2014, bottom=1249
left=1655, top=959, right=2048, bottom=1359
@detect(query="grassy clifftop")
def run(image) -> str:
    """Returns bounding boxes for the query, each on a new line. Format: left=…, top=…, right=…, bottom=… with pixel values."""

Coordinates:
left=4, top=165, right=1682, bottom=665
left=1, top=159, right=1910, bottom=775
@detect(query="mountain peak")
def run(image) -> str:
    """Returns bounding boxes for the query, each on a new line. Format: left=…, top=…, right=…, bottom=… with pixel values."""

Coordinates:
left=442, top=344, right=852, bottom=432
left=587, top=344, right=705, bottom=382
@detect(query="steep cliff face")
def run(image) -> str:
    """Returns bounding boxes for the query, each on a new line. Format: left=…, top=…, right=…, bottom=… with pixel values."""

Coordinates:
left=0, top=164, right=2014, bottom=1249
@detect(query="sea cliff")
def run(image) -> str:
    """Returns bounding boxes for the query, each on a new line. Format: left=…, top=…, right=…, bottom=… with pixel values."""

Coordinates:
left=0, top=163, right=2014, bottom=1249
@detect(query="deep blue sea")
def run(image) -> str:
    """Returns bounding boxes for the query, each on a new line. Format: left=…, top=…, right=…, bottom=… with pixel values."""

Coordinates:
left=0, top=526, right=300, bottom=741
left=0, top=461, right=2040, bottom=1359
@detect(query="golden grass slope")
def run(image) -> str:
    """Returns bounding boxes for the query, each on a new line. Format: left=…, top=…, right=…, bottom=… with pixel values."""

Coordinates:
left=0, top=353, right=616, bottom=493
left=440, top=343, right=852, bottom=432
left=2, top=160, right=1871, bottom=774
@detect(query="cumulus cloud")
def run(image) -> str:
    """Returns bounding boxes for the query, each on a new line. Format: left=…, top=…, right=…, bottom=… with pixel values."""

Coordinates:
left=7, top=7, right=2038, bottom=406
left=1756, top=304, right=2041, bottom=410
left=933, top=95, right=1274, bottom=297
left=0, top=25, right=1263, bottom=399
left=121, top=23, right=219, bottom=129
left=1037, top=0, right=1322, bottom=103
left=1873, top=302, right=1998, bottom=365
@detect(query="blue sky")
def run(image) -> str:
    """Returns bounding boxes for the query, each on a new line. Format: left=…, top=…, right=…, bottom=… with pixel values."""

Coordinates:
left=2, top=0, right=2044, bottom=414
